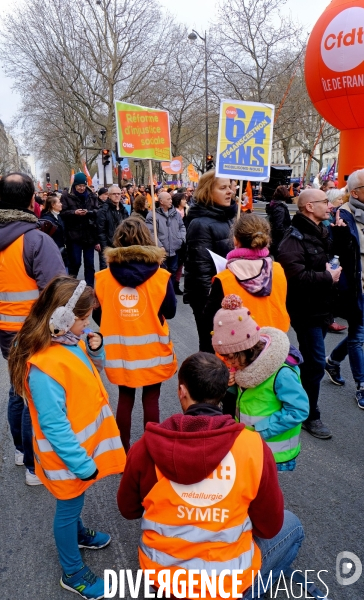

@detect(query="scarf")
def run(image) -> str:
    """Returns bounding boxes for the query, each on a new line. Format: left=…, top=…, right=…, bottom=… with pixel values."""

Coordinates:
left=349, top=198, right=364, bottom=225
left=226, top=247, right=270, bottom=260
left=51, top=331, right=81, bottom=346
left=226, top=247, right=273, bottom=297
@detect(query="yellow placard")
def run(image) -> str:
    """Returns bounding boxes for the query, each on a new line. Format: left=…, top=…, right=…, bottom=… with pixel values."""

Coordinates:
left=216, top=99, right=275, bottom=182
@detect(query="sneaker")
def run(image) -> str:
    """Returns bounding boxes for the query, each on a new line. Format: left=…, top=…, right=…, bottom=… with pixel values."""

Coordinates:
left=60, top=565, right=106, bottom=599
left=328, top=321, right=347, bottom=333
left=325, top=357, right=345, bottom=386
left=356, top=388, right=364, bottom=410
left=25, top=469, right=43, bottom=486
left=301, top=419, right=332, bottom=439
left=15, top=450, right=24, bottom=466
left=78, top=529, right=111, bottom=550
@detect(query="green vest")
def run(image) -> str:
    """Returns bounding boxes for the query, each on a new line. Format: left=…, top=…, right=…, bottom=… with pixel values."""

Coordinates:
left=237, top=364, right=301, bottom=464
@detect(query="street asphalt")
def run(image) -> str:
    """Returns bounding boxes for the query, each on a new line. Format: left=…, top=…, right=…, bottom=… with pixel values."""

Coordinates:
left=1, top=286, right=363, bottom=599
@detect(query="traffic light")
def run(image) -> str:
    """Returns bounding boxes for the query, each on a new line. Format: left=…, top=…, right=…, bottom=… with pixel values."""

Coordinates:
left=206, top=154, right=214, bottom=171
left=46, top=172, right=50, bottom=183
left=102, top=149, right=111, bottom=166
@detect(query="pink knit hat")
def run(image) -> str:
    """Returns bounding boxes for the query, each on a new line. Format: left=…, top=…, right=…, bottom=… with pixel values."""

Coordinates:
left=211, top=295, right=261, bottom=354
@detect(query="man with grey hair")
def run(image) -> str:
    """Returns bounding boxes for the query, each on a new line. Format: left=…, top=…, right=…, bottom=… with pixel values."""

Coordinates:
left=325, top=168, right=364, bottom=409
left=145, top=191, right=186, bottom=289
left=96, top=184, right=129, bottom=268
left=278, top=188, right=342, bottom=439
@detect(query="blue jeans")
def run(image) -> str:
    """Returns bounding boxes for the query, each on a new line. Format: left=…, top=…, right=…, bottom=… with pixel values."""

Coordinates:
left=243, top=511, right=305, bottom=598
left=330, top=306, right=364, bottom=386
left=294, top=325, right=327, bottom=421
left=8, top=385, right=35, bottom=472
left=54, top=493, right=87, bottom=574
left=68, top=242, right=95, bottom=288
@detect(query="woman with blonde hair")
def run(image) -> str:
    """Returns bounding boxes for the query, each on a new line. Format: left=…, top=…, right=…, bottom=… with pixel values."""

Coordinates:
left=8, top=276, right=126, bottom=599
left=204, top=213, right=290, bottom=352
left=94, top=217, right=177, bottom=453
left=183, top=170, right=235, bottom=350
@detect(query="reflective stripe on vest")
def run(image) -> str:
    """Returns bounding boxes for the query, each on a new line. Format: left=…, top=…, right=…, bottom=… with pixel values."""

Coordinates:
left=139, top=539, right=255, bottom=576
left=95, top=268, right=177, bottom=387
left=37, top=437, right=122, bottom=480
left=0, top=290, right=39, bottom=301
left=105, top=354, right=175, bottom=371
left=266, top=435, right=300, bottom=454
left=239, top=413, right=264, bottom=427
left=103, top=334, right=170, bottom=346
left=37, top=405, right=114, bottom=452
left=0, top=235, right=39, bottom=331
left=26, top=342, right=126, bottom=499
left=141, top=516, right=252, bottom=544
left=0, top=314, right=27, bottom=322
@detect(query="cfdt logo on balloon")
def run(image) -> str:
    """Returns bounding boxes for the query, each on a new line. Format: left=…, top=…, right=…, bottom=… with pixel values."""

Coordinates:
left=321, top=7, right=364, bottom=72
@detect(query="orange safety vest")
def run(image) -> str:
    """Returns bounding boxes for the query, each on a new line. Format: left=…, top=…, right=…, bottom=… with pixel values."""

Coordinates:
left=0, top=235, right=39, bottom=332
left=95, top=267, right=177, bottom=387
left=139, top=429, right=263, bottom=599
left=214, top=263, right=290, bottom=332
left=26, top=341, right=126, bottom=500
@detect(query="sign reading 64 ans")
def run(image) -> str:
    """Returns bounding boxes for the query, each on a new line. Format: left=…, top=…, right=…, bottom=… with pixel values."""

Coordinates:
left=216, top=99, right=275, bottom=182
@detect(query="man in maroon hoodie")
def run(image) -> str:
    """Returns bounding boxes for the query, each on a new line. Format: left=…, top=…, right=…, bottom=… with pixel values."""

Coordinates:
left=118, top=353, right=304, bottom=599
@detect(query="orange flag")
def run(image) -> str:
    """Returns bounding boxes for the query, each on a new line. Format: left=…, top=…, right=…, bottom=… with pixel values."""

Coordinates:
left=242, top=181, right=253, bottom=211
left=289, top=183, right=294, bottom=197
left=83, top=162, right=92, bottom=186
left=70, top=169, right=75, bottom=186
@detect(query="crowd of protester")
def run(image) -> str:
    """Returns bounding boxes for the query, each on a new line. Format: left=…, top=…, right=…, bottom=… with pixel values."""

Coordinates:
left=1, top=167, right=362, bottom=600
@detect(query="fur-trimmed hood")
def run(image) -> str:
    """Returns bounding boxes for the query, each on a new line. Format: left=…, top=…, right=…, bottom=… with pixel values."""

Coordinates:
left=234, top=327, right=290, bottom=389
left=105, top=245, right=167, bottom=288
left=0, top=208, right=39, bottom=251
left=105, top=245, right=166, bottom=265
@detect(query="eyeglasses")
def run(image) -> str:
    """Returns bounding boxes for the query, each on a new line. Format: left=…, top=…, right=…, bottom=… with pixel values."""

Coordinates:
left=75, top=184, right=86, bottom=188
left=354, top=186, right=364, bottom=191
left=109, top=193, right=122, bottom=196
left=309, top=199, right=329, bottom=205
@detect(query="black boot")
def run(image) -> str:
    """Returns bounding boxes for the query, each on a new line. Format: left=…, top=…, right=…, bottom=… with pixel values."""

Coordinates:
left=174, top=282, right=183, bottom=295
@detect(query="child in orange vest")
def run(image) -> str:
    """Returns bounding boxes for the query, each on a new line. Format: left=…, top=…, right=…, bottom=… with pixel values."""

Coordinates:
left=9, top=276, right=126, bottom=600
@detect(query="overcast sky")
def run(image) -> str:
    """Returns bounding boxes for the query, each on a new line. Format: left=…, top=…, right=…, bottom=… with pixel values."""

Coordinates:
left=0, top=0, right=331, bottom=127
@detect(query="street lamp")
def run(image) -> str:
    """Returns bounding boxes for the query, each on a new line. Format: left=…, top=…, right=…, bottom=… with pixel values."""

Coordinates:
left=188, top=29, right=209, bottom=172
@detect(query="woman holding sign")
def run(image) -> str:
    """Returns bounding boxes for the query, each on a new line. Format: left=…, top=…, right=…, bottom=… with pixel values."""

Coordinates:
left=183, top=170, right=235, bottom=351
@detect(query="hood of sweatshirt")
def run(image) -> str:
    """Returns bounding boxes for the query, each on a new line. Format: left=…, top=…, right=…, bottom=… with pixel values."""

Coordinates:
left=104, top=245, right=166, bottom=287
left=143, top=409, right=244, bottom=485
left=0, top=209, right=39, bottom=251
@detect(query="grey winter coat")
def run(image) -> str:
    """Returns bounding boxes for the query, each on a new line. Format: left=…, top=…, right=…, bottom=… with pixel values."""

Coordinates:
left=145, top=207, right=186, bottom=256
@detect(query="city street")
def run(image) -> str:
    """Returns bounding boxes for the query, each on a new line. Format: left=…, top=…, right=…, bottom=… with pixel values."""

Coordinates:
left=1, top=298, right=363, bottom=599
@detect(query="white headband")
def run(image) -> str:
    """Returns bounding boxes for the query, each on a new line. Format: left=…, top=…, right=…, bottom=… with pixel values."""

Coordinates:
left=49, top=280, right=87, bottom=337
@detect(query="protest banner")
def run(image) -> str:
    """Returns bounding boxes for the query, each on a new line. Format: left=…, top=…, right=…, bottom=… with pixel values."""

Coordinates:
left=216, top=99, right=274, bottom=182
left=161, top=156, right=183, bottom=174
left=115, top=101, right=171, bottom=161
left=115, top=101, right=172, bottom=245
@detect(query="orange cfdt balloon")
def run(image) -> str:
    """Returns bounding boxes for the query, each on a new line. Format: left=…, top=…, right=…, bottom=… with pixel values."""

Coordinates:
left=305, top=0, right=364, bottom=185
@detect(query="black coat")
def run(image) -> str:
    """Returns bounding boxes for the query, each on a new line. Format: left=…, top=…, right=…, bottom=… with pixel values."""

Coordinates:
left=277, top=212, right=334, bottom=328
left=266, top=200, right=291, bottom=257
left=96, top=199, right=129, bottom=248
left=183, top=202, right=235, bottom=307
left=40, top=211, right=66, bottom=249
left=61, top=187, right=99, bottom=245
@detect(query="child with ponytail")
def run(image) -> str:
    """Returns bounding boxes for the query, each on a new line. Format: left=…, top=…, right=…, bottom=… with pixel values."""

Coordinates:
left=9, top=276, right=126, bottom=599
